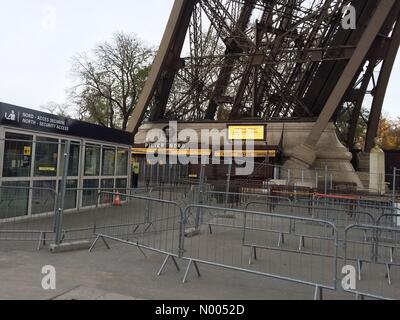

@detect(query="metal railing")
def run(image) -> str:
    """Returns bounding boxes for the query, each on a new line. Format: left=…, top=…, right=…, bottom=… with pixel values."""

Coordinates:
left=179, top=204, right=339, bottom=298
left=1, top=162, right=399, bottom=299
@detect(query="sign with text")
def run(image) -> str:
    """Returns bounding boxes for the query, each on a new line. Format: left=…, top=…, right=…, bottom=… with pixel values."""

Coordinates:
left=0, top=102, right=132, bottom=146
left=228, top=125, right=266, bottom=141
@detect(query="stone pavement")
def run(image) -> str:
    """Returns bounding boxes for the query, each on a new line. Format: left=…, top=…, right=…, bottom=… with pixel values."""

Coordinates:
left=0, top=242, right=347, bottom=300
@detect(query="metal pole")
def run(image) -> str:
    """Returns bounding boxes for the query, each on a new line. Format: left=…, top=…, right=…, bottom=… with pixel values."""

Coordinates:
left=274, top=166, right=279, bottom=180
left=324, top=166, right=328, bottom=195
left=393, top=167, right=397, bottom=204
left=54, top=140, right=70, bottom=245
left=225, top=163, right=233, bottom=208
left=195, top=164, right=206, bottom=229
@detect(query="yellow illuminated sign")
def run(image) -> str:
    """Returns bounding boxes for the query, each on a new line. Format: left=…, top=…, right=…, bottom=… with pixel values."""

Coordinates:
left=132, top=148, right=276, bottom=158
left=214, top=150, right=277, bottom=158
left=24, top=146, right=31, bottom=156
left=228, top=125, right=266, bottom=141
left=132, top=148, right=211, bottom=157
left=39, top=167, right=56, bottom=172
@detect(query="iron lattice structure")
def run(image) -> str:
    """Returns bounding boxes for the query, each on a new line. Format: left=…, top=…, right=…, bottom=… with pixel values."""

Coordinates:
left=128, top=0, right=400, bottom=152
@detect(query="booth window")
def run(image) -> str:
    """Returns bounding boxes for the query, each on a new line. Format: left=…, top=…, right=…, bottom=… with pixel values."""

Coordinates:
left=100, top=179, right=114, bottom=204
left=2, top=133, right=33, bottom=178
left=84, top=145, right=100, bottom=176
left=32, top=181, right=56, bottom=215
left=0, top=181, right=30, bottom=219
left=58, top=180, right=78, bottom=210
left=34, top=137, right=58, bottom=177
left=101, top=179, right=114, bottom=191
left=116, top=148, right=128, bottom=176
left=102, top=147, right=115, bottom=176
left=60, top=141, right=80, bottom=176
left=82, top=179, right=99, bottom=207
left=116, top=178, right=127, bottom=200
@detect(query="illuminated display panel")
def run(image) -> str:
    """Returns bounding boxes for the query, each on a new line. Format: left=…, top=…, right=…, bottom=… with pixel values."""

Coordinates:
left=228, top=125, right=266, bottom=141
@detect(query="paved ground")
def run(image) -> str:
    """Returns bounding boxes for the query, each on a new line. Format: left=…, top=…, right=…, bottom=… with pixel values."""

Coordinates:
left=0, top=237, right=399, bottom=300
left=0, top=242, right=339, bottom=300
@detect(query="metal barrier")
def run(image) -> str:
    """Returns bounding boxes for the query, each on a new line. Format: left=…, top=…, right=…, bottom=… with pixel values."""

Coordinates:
left=203, top=190, right=292, bottom=209
left=1, top=182, right=399, bottom=299
left=61, top=190, right=400, bottom=300
left=343, top=289, right=395, bottom=301
left=246, top=201, right=376, bottom=229
left=179, top=204, right=339, bottom=299
left=88, top=192, right=184, bottom=275
left=344, top=224, right=400, bottom=299
left=376, top=214, right=400, bottom=228
left=315, top=196, right=397, bottom=221
left=0, top=186, right=57, bottom=250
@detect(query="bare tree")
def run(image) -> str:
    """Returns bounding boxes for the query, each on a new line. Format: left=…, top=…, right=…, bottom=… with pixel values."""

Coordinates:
left=41, top=102, right=73, bottom=118
left=70, top=32, right=154, bottom=130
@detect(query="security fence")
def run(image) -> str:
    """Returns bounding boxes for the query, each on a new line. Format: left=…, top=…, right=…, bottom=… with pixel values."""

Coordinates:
left=89, top=192, right=183, bottom=258
left=344, top=224, right=400, bottom=298
left=1, top=158, right=400, bottom=299
left=83, top=190, right=398, bottom=299
left=180, top=205, right=339, bottom=294
left=0, top=185, right=57, bottom=250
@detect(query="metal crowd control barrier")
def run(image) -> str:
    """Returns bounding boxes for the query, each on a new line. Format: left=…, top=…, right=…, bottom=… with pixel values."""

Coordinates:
left=0, top=186, right=57, bottom=250
left=1, top=182, right=399, bottom=299
left=203, top=190, right=292, bottom=209
left=245, top=201, right=376, bottom=229
left=314, top=196, right=396, bottom=220
left=179, top=204, right=339, bottom=299
left=344, top=224, right=400, bottom=299
left=376, top=214, right=400, bottom=229
left=343, top=289, right=395, bottom=301
left=88, top=192, right=184, bottom=276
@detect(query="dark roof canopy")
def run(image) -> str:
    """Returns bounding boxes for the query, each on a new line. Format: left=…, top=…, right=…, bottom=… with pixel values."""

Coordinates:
left=0, top=102, right=133, bottom=146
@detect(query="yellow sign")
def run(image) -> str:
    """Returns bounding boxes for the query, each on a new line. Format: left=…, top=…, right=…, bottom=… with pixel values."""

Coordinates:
left=39, top=167, right=56, bottom=172
left=132, top=162, right=140, bottom=174
left=214, top=150, right=277, bottom=158
left=228, top=125, right=265, bottom=141
left=24, top=146, right=31, bottom=156
left=132, top=148, right=211, bottom=157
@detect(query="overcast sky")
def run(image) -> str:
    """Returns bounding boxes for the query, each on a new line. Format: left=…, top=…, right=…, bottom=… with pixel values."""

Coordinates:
left=0, top=0, right=399, bottom=118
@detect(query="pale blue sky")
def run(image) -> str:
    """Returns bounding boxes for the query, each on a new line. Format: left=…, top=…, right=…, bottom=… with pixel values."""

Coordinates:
left=0, top=0, right=399, bottom=118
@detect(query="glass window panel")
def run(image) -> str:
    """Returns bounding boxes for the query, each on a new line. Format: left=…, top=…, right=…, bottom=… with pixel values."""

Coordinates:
left=116, top=178, right=127, bottom=200
left=84, top=145, right=100, bottom=176
left=82, top=179, right=99, bottom=207
left=116, top=148, right=128, bottom=176
left=101, top=179, right=114, bottom=190
left=100, top=179, right=114, bottom=204
left=34, top=137, right=58, bottom=177
left=3, top=133, right=33, bottom=178
left=60, top=141, right=80, bottom=177
left=58, top=180, right=78, bottom=210
left=0, top=181, right=30, bottom=219
left=32, top=181, right=56, bottom=215
left=102, top=147, right=115, bottom=176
